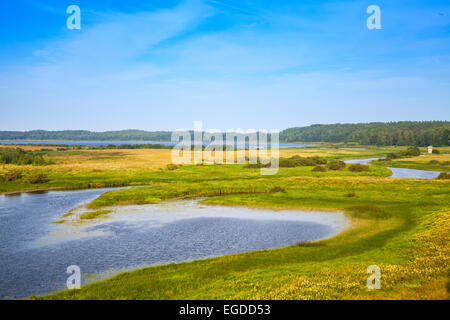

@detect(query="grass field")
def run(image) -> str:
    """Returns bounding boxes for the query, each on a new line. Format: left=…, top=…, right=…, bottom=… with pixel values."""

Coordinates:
left=1, top=144, right=448, bottom=299
left=0, top=145, right=397, bottom=194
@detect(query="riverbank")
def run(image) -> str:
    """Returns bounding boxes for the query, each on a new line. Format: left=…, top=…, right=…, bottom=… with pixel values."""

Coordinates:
left=377, top=154, right=450, bottom=172
left=1, top=194, right=349, bottom=299
left=39, top=176, right=449, bottom=299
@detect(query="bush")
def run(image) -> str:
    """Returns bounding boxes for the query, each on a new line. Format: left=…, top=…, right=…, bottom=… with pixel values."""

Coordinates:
left=386, top=153, right=401, bottom=159
left=403, top=147, right=421, bottom=157
left=387, top=147, right=421, bottom=158
left=348, top=164, right=369, bottom=172
left=428, top=160, right=440, bottom=165
left=437, top=172, right=450, bottom=180
left=244, top=161, right=271, bottom=168
left=0, top=148, right=46, bottom=165
left=312, top=165, right=327, bottom=172
left=1, top=170, right=23, bottom=182
left=432, top=149, right=440, bottom=154
left=269, top=186, right=286, bottom=193
left=166, top=164, right=182, bottom=171
left=327, top=160, right=346, bottom=171
left=279, top=156, right=327, bottom=168
left=25, top=173, right=49, bottom=184
left=386, top=147, right=421, bottom=160
left=301, top=156, right=327, bottom=165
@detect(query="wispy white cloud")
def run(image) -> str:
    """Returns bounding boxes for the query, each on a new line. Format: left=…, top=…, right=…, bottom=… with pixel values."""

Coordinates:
left=1, top=0, right=213, bottom=90
left=0, top=0, right=449, bottom=131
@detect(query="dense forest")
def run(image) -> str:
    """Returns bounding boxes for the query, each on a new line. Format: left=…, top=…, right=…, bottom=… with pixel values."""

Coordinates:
left=280, top=121, right=449, bottom=146
left=0, top=121, right=448, bottom=146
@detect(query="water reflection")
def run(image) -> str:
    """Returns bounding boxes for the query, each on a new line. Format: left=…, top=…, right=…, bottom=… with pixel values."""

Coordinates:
left=0, top=191, right=348, bottom=299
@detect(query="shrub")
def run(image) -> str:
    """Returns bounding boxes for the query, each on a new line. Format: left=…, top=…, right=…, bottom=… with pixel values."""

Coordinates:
left=279, top=156, right=327, bottom=168
left=428, top=160, right=440, bottom=165
left=1, top=170, right=23, bottom=182
left=0, top=148, right=46, bottom=165
left=432, top=149, right=440, bottom=154
left=403, top=147, right=421, bottom=157
left=348, top=164, right=369, bottom=172
left=386, top=147, right=421, bottom=160
left=278, top=158, right=297, bottom=168
left=269, top=186, right=286, bottom=193
left=25, top=173, right=49, bottom=184
left=327, top=160, right=346, bottom=171
left=166, top=164, right=181, bottom=171
left=386, top=153, right=400, bottom=159
left=437, top=172, right=450, bottom=180
left=306, top=157, right=326, bottom=165
left=312, top=165, right=327, bottom=172
left=244, top=162, right=271, bottom=168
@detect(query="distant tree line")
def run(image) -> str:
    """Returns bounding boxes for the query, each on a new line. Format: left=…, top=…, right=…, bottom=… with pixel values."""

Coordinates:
left=279, top=121, right=449, bottom=146
left=0, top=121, right=448, bottom=146
left=0, top=130, right=173, bottom=141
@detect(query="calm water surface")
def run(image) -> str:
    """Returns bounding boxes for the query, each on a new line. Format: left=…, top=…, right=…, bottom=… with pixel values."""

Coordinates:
left=0, top=190, right=348, bottom=299
left=344, top=158, right=443, bottom=179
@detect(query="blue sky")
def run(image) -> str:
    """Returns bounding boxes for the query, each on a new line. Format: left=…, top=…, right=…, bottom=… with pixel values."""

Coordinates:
left=0, top=0, right=449, bottom=131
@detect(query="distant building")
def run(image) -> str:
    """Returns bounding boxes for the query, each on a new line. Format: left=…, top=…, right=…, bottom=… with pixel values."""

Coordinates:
left=428, top=146, right=433, bottom=154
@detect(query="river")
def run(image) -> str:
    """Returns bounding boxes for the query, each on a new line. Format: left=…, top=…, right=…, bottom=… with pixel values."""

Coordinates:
left=0, top=190, right=348, bottom=299
left=344, top=158, right=443, bottom=179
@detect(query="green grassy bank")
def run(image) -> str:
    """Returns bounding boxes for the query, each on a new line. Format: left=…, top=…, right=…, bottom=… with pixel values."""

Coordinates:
left=39, top=176, right=449, bottom=300
left=0, top=160, right=392, bottom=194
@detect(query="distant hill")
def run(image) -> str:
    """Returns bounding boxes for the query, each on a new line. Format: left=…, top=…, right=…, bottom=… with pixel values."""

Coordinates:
left=0, top=121, right=448, bottom=146
left=280, top=121, right=449, bottom=146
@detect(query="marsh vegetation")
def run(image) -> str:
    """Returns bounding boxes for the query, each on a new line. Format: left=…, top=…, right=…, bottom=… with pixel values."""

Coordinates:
left=41, top=176, right=449, bottom=300
left=0, top=147, right=48, bottom=165
left=0, top=143, right=448, bottom=299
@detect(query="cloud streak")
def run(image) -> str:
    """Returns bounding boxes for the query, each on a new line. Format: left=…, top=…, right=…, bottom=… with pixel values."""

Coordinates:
left=0, top=0, right=449, bottom=130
